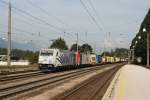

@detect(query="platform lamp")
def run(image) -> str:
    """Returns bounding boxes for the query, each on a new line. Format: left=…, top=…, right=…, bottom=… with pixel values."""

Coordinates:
left=130, top=36, right=141, bottom=64
left=138, top=36, right=141, bottom=40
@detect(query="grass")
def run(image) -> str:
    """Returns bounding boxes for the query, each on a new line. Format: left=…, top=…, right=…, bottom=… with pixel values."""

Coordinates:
left=0, top=64, right=38, bottom=68
left=0, top=64, right=39, bottom=74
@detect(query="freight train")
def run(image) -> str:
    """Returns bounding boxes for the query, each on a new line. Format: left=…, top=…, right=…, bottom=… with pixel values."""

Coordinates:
left=38, top=49, right=123, bottom=72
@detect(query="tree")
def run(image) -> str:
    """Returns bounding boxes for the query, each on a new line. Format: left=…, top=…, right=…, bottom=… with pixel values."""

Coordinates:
left=101, top=51, right=111, bottom=56
left=70, top=43, right=81, bottom=52
left=131, top=8, right=150, bottom=64
left=50, top=37, right=68, bottom=50
left=131, top=31, right=148, bottom=64
left=101, top=48, right=128, bottom=58
left=139, top=8, right=150, bottom=32
left=0, top=48, right=38, bottom=64
left=80, top=43, right=93, bottom=53
left=0, top=48, right=7, bottom=55
left=113, top=48, right=128, bottom=58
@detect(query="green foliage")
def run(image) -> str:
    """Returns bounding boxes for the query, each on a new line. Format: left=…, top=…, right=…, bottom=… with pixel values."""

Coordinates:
left=101, top=48, right=128, bottom=58
left=80, top=43, right=93, bottom=53
left=70, top=43, right=93, bottom=53
left=101, top=51, right=111, bottom=56
left=112, top=48, right=128, bottom=58
left=0, top=48, right=7, bottom=55
left=0, top=48, right=38, bottom=64
left=131, top=32, right=148, bottom=64
left=139, top=8, right=150, bottom=32
left=70, top=43, right=81, bottom=52
left=50, top=37, right=68, bottom=50
left=131, top=8, right=150, bottom=64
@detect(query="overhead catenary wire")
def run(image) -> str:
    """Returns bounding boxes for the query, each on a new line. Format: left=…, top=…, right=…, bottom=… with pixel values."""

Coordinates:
left=0, top=29, right=45, bottom=40
left=0, top=1, right=65, bottom=37
left=87, top=0, right=106, bottom=31
left=25, top=0, right=85, bottom=42
left=0, top=23, right=38, bottom=35
left=12, top=11, right=74, bottom=41
left=0, top=0, right=81, bottom=39
left=0, top=0, right=64, bottom=32
left=0, top=21, right=65, bottom=39
left=0, top=24, right=57, bottom=45
left=80, top=0, right=102, bottom=31
left=0, top=28, right=86, bottom=49
left=81, top=0, right=108, bottom=53
left=26, top=0, right=68, bottom=28
left=0, top=26, right=86, bottom=48
left=0, top=30, right=56, bottom=47
left=0, top=0, right=88, bottom=47
left=87, top=0, right=120, bottom=51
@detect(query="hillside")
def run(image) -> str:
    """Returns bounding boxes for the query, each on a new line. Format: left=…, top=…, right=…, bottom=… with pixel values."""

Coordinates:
left=0, top=38, right=37, bottom=51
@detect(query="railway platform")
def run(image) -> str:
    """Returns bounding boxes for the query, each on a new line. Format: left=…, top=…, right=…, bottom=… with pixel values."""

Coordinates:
left=102, top=64, right=150, bottom=100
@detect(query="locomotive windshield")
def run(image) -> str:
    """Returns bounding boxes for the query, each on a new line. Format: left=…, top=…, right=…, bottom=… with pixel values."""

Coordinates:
left=40, top=50, right=53, bottom=56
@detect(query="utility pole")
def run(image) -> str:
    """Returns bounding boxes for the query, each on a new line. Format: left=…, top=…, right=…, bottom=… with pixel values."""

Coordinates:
left=85, top=32, right=87, bottom=54
left=147, top=33, right=149, bottom=67
left=128, top=49, right=131, bottom=64
left=132, top=48, right=134, bottom=63
left=76, top=33, right=79, bottom=53
left=104, top=45, right=106, bottom=62
left=7, top=1, right=11, bottom=66
left=103, top=37, right=106, bottom=63
left=143, top=28, right=149, bottom=67
left=85, top=32, right=87, bottom=43
left=93, top=43, right=96, bottom=53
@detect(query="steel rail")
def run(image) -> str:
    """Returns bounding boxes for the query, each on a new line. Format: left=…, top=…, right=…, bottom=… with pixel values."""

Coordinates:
left=57, top=65, right=122, bottom=100
left=0, top=64, right=113, bottom=98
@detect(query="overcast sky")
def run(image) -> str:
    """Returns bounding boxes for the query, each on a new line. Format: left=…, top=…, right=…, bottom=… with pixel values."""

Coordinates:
left=0, top=0, right=149, bottom=53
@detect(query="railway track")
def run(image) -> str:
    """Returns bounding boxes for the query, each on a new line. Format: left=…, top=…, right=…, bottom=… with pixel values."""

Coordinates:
left=0, top=71, right=43, bottom=82
left=57, top=64, right=122, bottom=100
left=0, top=64, right=111, bottom=83
left=0, top=64, right=119, bottom=99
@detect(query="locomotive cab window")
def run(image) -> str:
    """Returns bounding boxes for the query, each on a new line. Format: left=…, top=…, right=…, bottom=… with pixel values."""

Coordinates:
left=56, top=52, right=58, bottom=56
left=40, top=50, right=53, bottom=56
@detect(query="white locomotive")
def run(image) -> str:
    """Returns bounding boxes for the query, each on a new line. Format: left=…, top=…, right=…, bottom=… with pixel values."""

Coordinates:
left=38, top=49, right=75, bottom=71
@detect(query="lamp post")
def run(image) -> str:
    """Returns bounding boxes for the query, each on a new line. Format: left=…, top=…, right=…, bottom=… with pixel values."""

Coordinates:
left=76, top=33, right=79, bottom=53
left=128, top=49, right=131, bottom=64
left=132, top=45, right=135, bottom=63
left=143, top=28, right=149, bottom=67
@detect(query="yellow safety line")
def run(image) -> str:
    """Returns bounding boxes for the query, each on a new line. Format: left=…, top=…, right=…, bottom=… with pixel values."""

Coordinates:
left=118, top=69, right=126, bottom=100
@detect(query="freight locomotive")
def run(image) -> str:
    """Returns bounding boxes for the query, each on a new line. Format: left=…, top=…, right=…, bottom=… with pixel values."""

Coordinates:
left=38, top=48, right=123, bottom=72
